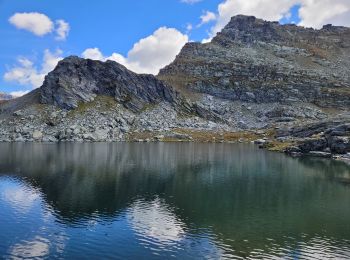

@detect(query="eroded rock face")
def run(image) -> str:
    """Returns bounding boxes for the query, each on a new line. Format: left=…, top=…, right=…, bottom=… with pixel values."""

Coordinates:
left=159, top=15, right=350, bottom=108
left=41, top=56, right=179, bottom=112
left=284, top=122, right=350, bottom=155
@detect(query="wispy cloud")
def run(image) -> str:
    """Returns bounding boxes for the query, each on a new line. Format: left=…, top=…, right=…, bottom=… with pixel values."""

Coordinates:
left=55, top=19, right=70, bottom=40
left=82, top=27, right=188, bottom=75
left=180, top=0, right=202, bottom=4
left=4, top=49, right=63, bottom=88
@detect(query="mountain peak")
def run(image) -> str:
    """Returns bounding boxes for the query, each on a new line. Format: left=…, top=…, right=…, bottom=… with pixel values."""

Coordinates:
left=213, top=15, right=282, bottom=45
left=40, top=56, right=179, bottom=111
left=212, top=14, right=350, bottom=46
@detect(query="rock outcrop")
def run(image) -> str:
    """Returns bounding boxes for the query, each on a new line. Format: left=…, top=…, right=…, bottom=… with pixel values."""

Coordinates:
left=41, top=56, right=180, bottom=112
left=281, top=122, right=350, bottom=157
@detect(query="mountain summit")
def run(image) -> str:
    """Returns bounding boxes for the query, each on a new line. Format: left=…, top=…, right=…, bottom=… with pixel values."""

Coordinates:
left=159, top=15, right=350, bottom=108
left=41, top=56, right=180, bottom=112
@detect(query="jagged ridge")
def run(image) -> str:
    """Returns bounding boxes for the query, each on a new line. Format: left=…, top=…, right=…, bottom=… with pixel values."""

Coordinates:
left=159, top=15, right=350, bottom=108
left=41, top=56, right=180, bottom=112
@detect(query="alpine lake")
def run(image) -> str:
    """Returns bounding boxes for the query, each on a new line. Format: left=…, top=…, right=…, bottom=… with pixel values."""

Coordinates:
left=0, top=143, right=349, bottom=259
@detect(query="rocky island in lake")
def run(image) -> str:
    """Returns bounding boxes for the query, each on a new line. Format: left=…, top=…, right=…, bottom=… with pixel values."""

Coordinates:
left=0, top=15, right=349, bottom=160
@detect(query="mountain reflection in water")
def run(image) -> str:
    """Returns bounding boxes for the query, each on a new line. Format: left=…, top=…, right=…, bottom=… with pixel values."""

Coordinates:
left=0, top=143, right=349, bottom=259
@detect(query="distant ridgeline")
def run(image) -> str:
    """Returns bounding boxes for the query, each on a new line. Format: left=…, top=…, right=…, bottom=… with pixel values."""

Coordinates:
left=0, top=92, right=13, bottom=101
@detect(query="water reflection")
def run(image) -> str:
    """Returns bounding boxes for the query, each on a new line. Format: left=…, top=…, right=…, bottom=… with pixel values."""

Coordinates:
left=10, top=236, right=51, bottom=259
left=127, top=198, right=185, bottom=244
left=0, top=143, right=349, bottom=259
left=0, top=177, right=40, bottom=214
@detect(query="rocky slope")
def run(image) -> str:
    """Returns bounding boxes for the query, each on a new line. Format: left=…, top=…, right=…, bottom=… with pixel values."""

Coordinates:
left=0, top=15, right=349, bottom=160
left=159, top=15, right=350, bottom=108
left=158, top=15, right=350, bottom=159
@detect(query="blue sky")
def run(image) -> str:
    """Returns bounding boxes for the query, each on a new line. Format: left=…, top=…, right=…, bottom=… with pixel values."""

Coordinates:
left=0, top=0, right=223, bottom=94
left=2, top=0, right=349, bottom=95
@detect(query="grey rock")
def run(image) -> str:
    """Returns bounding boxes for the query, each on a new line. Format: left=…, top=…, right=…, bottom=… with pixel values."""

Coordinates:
left=93, top=129, right=109, bottom=141
left=298, top=138, right=328, bottom=153
left=32, top=130, right=43, bottom=141
left=254, top=139, right=266, bottom=145
left=308, top=151, right=332, bottom=158
left=41, top=56, right=180, bottom=112
left=13, top=110, right=23, bottom=117
left=328, top=136, right=350, bottom=154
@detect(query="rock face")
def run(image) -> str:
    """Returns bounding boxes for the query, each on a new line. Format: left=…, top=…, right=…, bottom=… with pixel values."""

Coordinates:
left=159, top=15, right=350, bottom=108
left=282, top=122, right=350, bottom=155
left=41, top=56, right=179, bottom=112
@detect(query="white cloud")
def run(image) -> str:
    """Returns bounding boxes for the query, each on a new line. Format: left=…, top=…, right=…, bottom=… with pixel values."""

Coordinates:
left=210, top=0, right=296, bottom=38
left=181, top=0, right=202, bottom=4
left=9, top=12, right=54, bottom=36
left=9, top=12, right=70, bottom=40
left=186, top=23, right=193, bottom=33
left=82, top=27, right=188, bottom=75
left=204, top=0, right=350, bottom=41
left=1, top=181, right=40, bottom=212
left=55, top=19, right=70, bottom=40
left=10, top=90, right=30, bottom=97
left=4, top=49, right=63, bottom=88
left=82, top=48, right=105, bottom=61
left=10, top=236, right=50, bottom=258
left=127, top=199, right=185, bottom=243
left=199, top=11, right=216, bottom=27
left=298, top=0, right=350, bottom=28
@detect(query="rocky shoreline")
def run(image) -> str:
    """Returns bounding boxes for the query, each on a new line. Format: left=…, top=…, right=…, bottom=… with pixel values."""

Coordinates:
left=1, top=96, right=349, bottom=163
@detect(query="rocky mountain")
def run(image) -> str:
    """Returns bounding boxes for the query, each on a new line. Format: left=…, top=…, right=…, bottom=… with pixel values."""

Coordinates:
left=41, top=56, right=181, bottom=112
left=0, top=92, right=12, bottom=101
left=159, top=15, right=350, bottom=107
left=0, top=15, right=349, bottom=160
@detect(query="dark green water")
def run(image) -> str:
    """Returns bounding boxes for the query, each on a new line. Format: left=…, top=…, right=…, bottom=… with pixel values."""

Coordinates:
left=0, top=143, right=350, bottom=259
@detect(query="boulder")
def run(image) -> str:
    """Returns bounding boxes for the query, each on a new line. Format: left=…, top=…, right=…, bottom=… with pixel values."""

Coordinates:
left=298, top=138, right=328, bottom=153
left=254, top=139, right=266, bottom=145
left=328, top=136, right=350, bottom=154
left=92, top=129, right=109, bottom=141
left=32, top=130, right=43, bottom=141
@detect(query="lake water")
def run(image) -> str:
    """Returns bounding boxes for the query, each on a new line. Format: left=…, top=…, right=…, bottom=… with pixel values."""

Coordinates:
left=0, top=143, right=350, bottom=259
